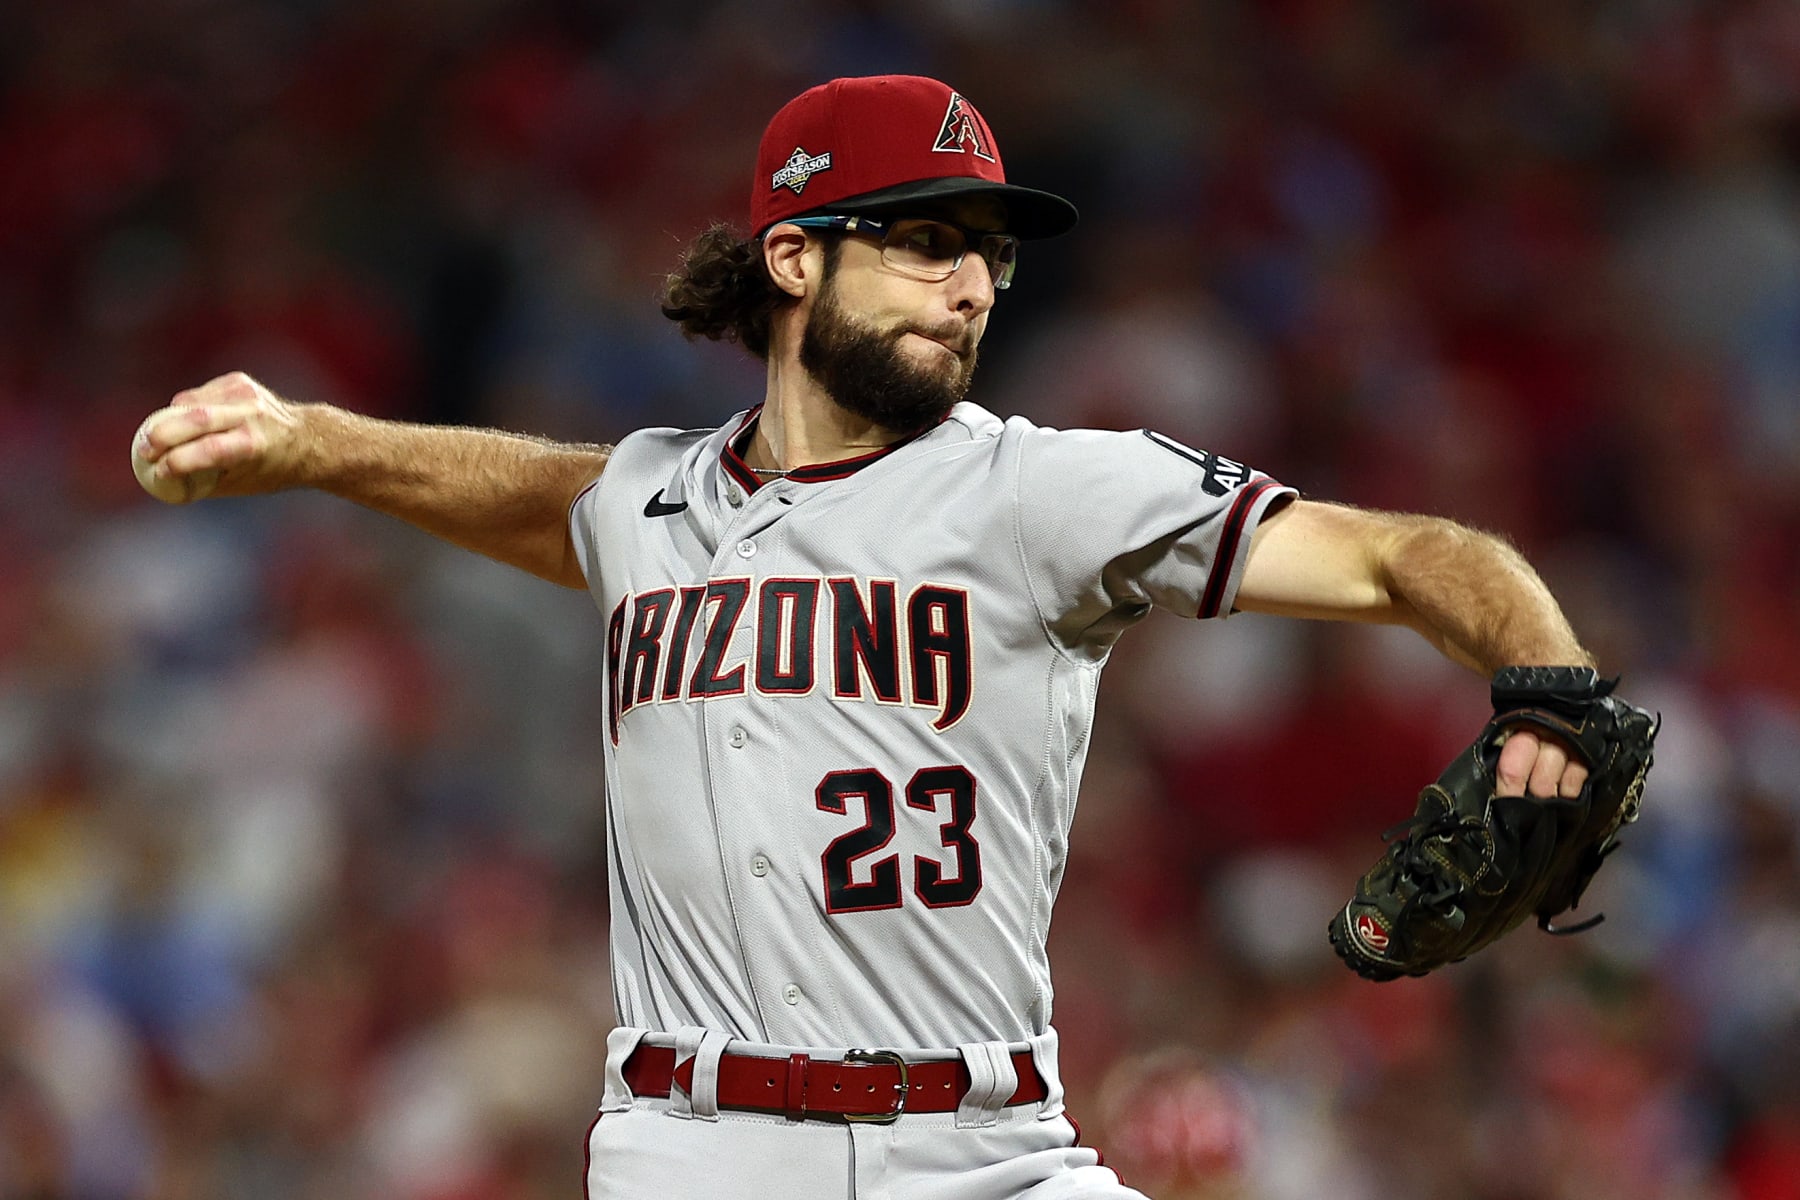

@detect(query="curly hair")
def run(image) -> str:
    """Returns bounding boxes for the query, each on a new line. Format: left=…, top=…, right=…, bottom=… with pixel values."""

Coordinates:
left=661, top=223, right=838, bottom=361
left=659, top=224, right=783, bottom=359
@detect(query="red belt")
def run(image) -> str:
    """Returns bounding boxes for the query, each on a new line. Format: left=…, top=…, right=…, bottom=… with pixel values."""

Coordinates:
left=622, top=1044, right=1046, bottom=1123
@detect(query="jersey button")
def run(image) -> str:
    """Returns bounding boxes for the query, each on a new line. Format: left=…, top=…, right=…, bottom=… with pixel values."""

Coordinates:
left=736, top=539, right=756, bottom=559
left=729, top=726, right=747, bottom=748
left=750, top=854, right=770, bottom=877
left=782, top=984, right=801, bottom=1006
left=727, top=485, right=744, bottom=506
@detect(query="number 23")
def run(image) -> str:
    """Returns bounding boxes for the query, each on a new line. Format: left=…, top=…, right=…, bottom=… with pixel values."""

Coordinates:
left=815, top=766, right=982, bottom=913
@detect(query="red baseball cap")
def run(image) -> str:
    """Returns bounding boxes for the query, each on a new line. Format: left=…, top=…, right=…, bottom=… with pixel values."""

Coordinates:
left=750, top=75, right=1078, bottom=239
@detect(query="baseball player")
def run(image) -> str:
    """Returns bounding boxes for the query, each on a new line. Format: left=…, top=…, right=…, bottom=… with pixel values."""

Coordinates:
left=134, top=75, right=1596, bottom=1199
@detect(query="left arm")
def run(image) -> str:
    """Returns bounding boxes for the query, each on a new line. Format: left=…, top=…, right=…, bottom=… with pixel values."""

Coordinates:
left=1236, top=498, right=1593, bottom=797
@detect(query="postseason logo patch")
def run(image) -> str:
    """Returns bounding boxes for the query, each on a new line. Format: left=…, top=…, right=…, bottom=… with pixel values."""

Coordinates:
left=773, top=145, right=833, bottom=195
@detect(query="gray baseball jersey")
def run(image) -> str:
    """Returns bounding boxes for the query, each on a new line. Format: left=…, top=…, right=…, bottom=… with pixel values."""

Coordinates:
left=568, top=401, right=1293, bottom=1051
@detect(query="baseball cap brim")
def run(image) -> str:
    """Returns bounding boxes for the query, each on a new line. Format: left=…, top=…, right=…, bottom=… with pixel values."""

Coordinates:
left=822, top=177, right=1079, bottom=240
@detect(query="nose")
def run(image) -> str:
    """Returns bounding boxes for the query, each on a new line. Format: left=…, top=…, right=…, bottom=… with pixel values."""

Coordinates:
left=946, top=251, right=997, bottom=317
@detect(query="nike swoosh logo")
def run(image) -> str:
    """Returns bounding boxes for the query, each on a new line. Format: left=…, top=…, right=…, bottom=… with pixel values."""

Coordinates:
left=644, top=490, right=688, bottom=518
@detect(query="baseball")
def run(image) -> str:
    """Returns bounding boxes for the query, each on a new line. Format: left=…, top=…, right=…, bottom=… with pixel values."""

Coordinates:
left=131, top=407, right=220, bottom=504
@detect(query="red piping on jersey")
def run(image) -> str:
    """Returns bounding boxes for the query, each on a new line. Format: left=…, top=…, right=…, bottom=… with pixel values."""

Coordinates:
left=568, top=474, right=603, bottom=518
left=581, top=1108, right=604, bottom=1200
left=1198, top=478, right=1281, bottom=619
left=1067, top=1113, right=1126, bottom=1185
left=721, top=406, right=935, bottom=493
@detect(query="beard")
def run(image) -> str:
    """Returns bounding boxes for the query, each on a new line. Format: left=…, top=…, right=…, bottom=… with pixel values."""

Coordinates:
left=798, top=277, right=978, bottom=436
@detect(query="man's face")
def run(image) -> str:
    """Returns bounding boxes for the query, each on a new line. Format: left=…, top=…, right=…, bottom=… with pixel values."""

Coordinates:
left=797, top=200, right=1004, bottom=436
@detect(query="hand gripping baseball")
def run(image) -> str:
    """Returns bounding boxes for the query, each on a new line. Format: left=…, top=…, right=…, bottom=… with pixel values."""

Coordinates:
left=1328, top=667, right=1659, bottom=981
left=132, top=372, right=310, bottom=502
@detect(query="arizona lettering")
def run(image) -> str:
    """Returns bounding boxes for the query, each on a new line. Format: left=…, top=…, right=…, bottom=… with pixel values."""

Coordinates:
left=607, top=576, right=972, bottom=741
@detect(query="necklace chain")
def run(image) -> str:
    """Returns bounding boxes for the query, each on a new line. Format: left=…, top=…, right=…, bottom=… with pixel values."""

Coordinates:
left=748, top=466, right=791, bottom=477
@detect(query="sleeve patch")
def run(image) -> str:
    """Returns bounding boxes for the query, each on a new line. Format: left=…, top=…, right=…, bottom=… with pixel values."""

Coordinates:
left=1141, top=430, right=1252, bottom=498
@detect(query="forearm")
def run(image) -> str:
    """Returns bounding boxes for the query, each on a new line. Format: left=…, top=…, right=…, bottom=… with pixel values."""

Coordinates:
left=1239, top=501, right=1591, bottom=674
left=1381, top=516, right=1592, bottom=674
left=296, top=405, right=609, bottom=588
left=140, top=374, right=611, bottom=587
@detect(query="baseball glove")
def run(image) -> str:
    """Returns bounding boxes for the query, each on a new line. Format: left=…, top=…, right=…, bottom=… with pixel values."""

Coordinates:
left=1328, top=666, right=1658, bottom=982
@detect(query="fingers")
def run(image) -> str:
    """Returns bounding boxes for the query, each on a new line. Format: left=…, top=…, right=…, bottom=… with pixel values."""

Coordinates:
left=1527, top=738, right=1569, bottom=798
left=159, top=426, right=260, bottom=476
left=136, top=372, right=307, bottom=498
left=150, top=373, right=273, bottom=455
left=1495, top=727, right=1589, bottom=800
left=138, top=403, right=257, bottom=460
left=170, top=370, right=262, bottom=410
left=1495, top=731, right=1535, bottom=798
left=133, top=372, right=302, bottom=501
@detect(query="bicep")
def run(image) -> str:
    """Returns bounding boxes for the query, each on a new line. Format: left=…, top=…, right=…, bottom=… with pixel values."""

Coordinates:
left=1235, top=498, right=1410, bottom=622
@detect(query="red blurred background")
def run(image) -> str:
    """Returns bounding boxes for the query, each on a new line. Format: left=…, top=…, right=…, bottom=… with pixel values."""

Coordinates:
left=2, top=2, right=1798, bottom=1197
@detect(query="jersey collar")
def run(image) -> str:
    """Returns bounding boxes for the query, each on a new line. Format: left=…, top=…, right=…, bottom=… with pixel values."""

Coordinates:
left=720, top=406, right=936, bottom=494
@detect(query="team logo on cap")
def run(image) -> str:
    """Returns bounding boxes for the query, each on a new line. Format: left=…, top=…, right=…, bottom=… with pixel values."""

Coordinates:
left=933, top=92, right=996, bottom=162
left=772, top=145, right=833, bottom=194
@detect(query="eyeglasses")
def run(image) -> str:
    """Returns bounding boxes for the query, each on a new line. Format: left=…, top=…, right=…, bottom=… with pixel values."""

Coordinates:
left=782, top=214, right=1020, bottom=290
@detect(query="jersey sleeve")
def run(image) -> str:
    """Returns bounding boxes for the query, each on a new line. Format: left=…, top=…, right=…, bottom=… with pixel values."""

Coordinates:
left=565, top=424, right=713, bottom=603
left=1012, top=425, right=1296, bottom=648
left=567, top=471, right=606, bottom=592
left=566, top=427, right=653, bottom=597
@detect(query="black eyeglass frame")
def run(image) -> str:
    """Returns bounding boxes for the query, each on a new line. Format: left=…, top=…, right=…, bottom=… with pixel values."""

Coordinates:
left=779, top=214, right=1019, bottom=290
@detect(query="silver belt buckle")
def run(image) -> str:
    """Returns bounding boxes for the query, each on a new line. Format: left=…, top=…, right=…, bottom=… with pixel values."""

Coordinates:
left=842, top=1049, right=909, bottom=1123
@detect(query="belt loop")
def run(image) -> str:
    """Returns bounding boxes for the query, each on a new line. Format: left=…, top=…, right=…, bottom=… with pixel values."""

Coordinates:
left=954, top=1041, right=1017, bottom=1128
left=785, top=1053, right=811, bottom=1119
left=1028, top=1028, right=1066, bottom=1119
left=667, top=1026, right=708, bottom=1120
left=685, top=1030, right=731, bottom=1121
left=601, top=1027, right=650, bottom=1112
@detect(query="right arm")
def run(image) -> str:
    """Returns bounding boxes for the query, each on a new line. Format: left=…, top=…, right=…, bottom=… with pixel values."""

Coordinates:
left=138, top=372, right=609, bottom=589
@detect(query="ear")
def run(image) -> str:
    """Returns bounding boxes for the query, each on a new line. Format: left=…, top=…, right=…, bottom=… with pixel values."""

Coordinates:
left=762, top=224, right=819, bottom=300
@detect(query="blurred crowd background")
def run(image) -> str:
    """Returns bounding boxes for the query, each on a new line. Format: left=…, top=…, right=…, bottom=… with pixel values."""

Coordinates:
left=2, top=0, right=1798, bottom=1197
